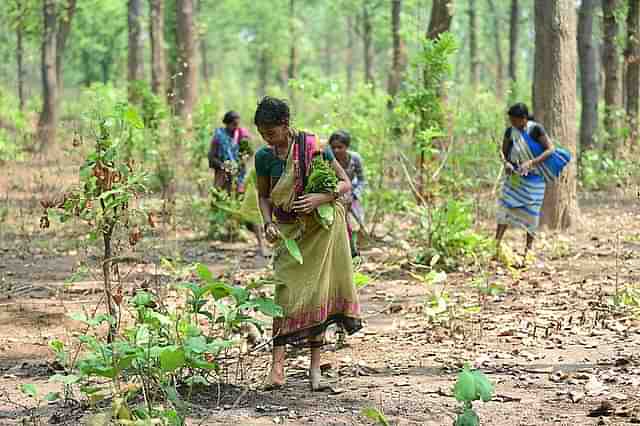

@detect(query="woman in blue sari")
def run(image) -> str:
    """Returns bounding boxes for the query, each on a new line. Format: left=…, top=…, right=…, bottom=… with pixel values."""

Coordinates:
left=208, top=111, right=251, bottom=194
left=496, top=103, right=555, bottom=258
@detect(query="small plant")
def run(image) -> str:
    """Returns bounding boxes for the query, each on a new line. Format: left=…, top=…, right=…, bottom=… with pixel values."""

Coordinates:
left=207, top=187, right=242, bottom=240
left=411, top=200, right=491, bottom=271
left=361, top=406, right=390, bottom=426
left=43, top=264, right=282, bottom=424
left=453, top=364, right=494, bottom=426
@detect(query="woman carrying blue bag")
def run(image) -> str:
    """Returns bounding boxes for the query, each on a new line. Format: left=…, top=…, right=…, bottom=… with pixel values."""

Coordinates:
left=496, top=103, right=571, bottom=261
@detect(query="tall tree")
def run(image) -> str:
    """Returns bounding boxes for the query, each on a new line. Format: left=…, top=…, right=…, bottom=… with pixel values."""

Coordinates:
left=602, top=0, right=622, bottom=149
left=38, top=0, right=58, bottom=150
left=578, top=0, right=599, bottom=150
left=288, top=0, right=297, bottom=82
left=533, top=0, right=579, bottom=229
left=197, top=0, right=211, bottom=82
left=388, top=0, right=406, bottom=99
left=625, top=0, right=640, bottom=144
left=487, top=0, right=504, bottom=97
left=175, top=0, right=197, bottom=125
left=128, top=0, right=145, bottom=100
left=346, top=15, right=355, bottom=94
left=362, top=2, right=374, bottom=87
left=468, top=0, right=478, bottom=88
left=508, top=0, right=519, bottom=82
left=427, top=0, right=453, bottom=40
left=149, top=0, right=167, bottom=97
left=55, top=0, right=77, bottom=90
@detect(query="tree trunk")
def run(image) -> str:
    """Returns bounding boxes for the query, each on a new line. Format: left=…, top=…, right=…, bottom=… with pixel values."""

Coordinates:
left=288, top=0, right=297, bottom=102
left=196, top=0, right=211, bottom=83
left=128, top=0, right=145, bottom=101
left=508, top=0, right=519, bottom=82
left=468, top=0, right=478, bottom=88
left=388, top=0, right=406, bottom=99
left=578, top=0, right=599, bottom=151
left=16, top=22, right=25, bottom=112
left=487, top=0, right=504, bottom=98
left=427, top=0, right=453, bottom=40
left=150, top=0, right=168, bottom=97
left=362, top=3, right=374, bottom=88
left=625, top=0, right=640, bottom=146
left=602, top=0, right=622, bottom=150
left=324, top=15, right=334, bottom=76
left=38, top=0, right=58, bottom=152
left=346, top=15, right=355, bottom=94
left=175, top=0, right=197, bottom=126
left=55, top=0, right=77, bottom=93
left=257, top=48, right=269, bottom=98
left=533, top=0, right=579, bottom=230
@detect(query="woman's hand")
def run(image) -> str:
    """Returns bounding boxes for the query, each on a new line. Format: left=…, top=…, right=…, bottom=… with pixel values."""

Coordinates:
left=264, top=223, right=281, bottom=243
left=519, top=160, right=534, bottom=176
left=504, top=162, right=516, bottom=175
left=293, top=193, right=333, bottom=214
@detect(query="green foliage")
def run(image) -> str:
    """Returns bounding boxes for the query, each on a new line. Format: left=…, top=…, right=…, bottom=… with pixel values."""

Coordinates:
left=305, top=157, right=339, bottom=229
left=580, top=149, right=640, bottom=190
left=207, top=187, right=242, bottom=240
left=453, top=364, right=494, bottom=426
left=284, top=238, right=303, bottom=265
left=361, top=407, right=390, bottom=426
left=46, top=264, right=281, bottom=424
left=411, top=200, right=491, bottom=271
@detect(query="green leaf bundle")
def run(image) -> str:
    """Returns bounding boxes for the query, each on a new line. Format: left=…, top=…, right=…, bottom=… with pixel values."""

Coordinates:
left=305, top=157, right=338, bottom=194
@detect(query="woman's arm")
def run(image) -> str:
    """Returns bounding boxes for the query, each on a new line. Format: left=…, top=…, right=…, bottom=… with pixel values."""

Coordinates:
left=292, top=159, right=352, bottom=214
left=208, top=134, right=223, bottom=169
left=257, top=175, right=273, bottom=225
left=530, top=133, right=555, bottom=165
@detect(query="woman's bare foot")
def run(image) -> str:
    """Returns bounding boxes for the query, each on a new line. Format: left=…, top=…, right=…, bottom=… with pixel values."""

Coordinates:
left=265, top=346, right=286, bottom=389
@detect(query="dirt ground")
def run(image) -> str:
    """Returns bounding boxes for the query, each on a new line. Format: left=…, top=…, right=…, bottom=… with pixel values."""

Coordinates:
left=1, top=156, right=640, bottom=426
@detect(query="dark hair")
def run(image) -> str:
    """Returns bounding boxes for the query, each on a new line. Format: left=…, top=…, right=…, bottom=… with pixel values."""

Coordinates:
left=222, top=110, right=240, bottom=125
left=254, top=96, right=290, bottom=127
left=507, top=103, right=535, bottom=121
left=329, top=130, right=351, bottom=147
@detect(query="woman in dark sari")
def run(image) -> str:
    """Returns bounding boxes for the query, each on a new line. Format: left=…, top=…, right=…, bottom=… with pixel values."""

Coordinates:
left=208, top=111, right=250, bottom=194
left=254, top=97, right=362, bottom=390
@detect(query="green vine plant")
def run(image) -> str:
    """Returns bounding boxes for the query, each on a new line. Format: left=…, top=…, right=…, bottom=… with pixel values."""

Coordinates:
left=453, top=364, right=495, bottom=426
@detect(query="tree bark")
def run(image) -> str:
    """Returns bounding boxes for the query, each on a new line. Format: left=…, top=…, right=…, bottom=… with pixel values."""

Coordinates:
left=196, top=0, right=211, bottom=83
left=38, top=0, right=58, bottom=151
left=388, top=0, right=407, bottom=99
left=16, top=21, right=25, bottom=112
left=362, top=2, right=374, bottom=88
left=508, top=0, right=519, bottom=82
left=625, top=0, right=640, bottom=145
left=128, top=0, right=145, bottom=101
left=150, top=0, right=168, bottom=97
left=578, top=0, right=599, bottom=151
left=468, top=0, right=479, bottom=88
left=487, top=0, right=504, bottom=98
left=55, top=0, right=77, bottom=92
left=175, top=0, right=197, bottom=126
left=427, top=0, right=453, bottom=40
left=602, top=0, right=622, bottom=150
left=533, top=0, right=579, bottom=230
left=346, top=15, right=355, bottom=94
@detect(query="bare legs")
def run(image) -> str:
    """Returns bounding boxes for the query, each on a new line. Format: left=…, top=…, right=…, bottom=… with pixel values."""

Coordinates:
left=268, top=345, right=286, bottom=387
left=495, top=224, right=534, bottom=260
left=268, top=335, right=326, bottom=390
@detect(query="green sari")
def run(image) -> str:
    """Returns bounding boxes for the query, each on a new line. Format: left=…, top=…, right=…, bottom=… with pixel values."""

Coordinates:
left=258, top=134, right=363, bottom=347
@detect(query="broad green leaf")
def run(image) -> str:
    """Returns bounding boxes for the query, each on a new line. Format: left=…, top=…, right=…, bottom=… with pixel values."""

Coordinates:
left=354, top=272, right=370, bottom=288
left=135, top=325, right=150, bottom=345
left=361, top=407, right=390, bottom=426
left=454, top=408, right=480, bottom=426
left=471, top=370, right=494, bottom=402
left=453, top=367, right=476, bottom=402
left=50, top=374, right=81, bottom=386
left=159, top=347, right=186, bottom=373
left=19, top=384, right=37, bottom=398
left=316, top=204, right=335, bottom=229
left=131, top=291, right=153, bottom=308
left=124, top=106, right=144, bottom=129
left=284, top=239, right=303, bottom=264
left=45, top=392, right=61, bottom=402
left=49, top=339, right=65, bottom=353
left=202, top=282, right=232, bottom=300
left=254, top=298, right=283, bottom=317
left=196, top=263, right=214, bottom=283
